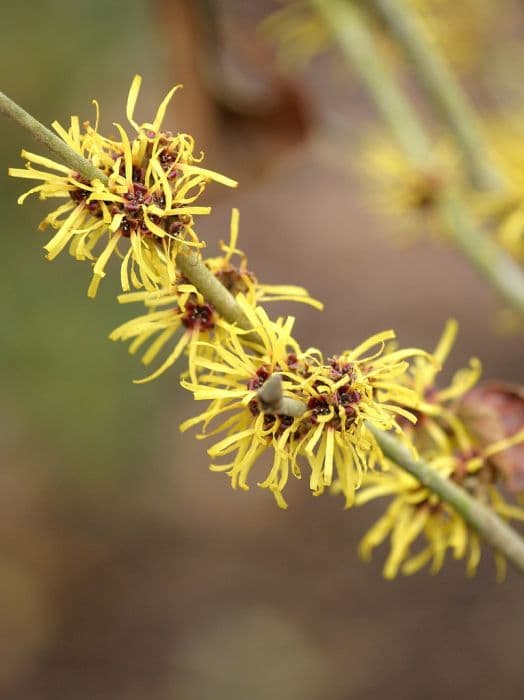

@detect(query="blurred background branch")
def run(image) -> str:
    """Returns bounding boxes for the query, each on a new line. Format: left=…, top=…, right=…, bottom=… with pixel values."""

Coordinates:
left=309, top=0, right=524, bottom=318
left=370, top=0, right=503, bottom=190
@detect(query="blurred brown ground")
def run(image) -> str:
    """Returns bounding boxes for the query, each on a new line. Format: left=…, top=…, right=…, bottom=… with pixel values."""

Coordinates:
left=1, top=1, right=523, bottom=699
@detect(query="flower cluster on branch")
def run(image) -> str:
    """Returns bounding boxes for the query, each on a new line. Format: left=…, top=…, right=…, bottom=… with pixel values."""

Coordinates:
left=8, top=72, right=524, bottom=579
left=357, top=321, right=524, bottom=578
left=9, top=76, right=237, bottom=297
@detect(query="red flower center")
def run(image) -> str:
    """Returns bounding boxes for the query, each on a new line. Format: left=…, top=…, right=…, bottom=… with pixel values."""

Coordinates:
left=181, top=302, right=215, bottom=330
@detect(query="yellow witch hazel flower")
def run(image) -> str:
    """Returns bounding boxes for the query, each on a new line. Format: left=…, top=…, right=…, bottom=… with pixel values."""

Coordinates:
left=9, top=75, right=237, bottom=297
left=394, top=319, right=482, bottom=452
left=298, top=332, right=431, bottom=507
left=356, top=320, right=524, bottom=579
left=356, top=432, right=524, bottom=580
left=358, top=134, right=459, bottom=243
left=110, top=209, right=323, bottom=383
left=181, top=301, right=431, bottom=508
left=110, top=279, right=221, bottom=385
left=180, top=296, right=307, bottom=508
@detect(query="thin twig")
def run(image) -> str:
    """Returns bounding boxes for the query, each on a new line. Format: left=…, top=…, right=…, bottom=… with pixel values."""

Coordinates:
left=313, top=0, right=430, bottom=164
left=176, top=250, right=250, bottom=327
left=439, top=193, right=524, bottom=315
left=0, top=90, right=108, bottom=184
left=309, top=0, right=524, bottom=318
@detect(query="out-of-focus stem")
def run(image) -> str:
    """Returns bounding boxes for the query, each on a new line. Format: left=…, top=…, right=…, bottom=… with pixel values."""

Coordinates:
left=369, top=0, right=503, bottom=191
left=312, top=0, right=430, bottom=163
left=439, top=193, right=524, bottom=316
left=309, top=0, right=524, bottom=318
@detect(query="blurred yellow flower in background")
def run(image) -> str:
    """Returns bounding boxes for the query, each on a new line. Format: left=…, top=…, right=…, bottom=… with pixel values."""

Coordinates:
left=478, top=115, right=524, bottom=262
left=358, top=135, right=459, bottom=243
left=260, top=1, right=330, bottom=70
left=261, top=0, right=497, bottom=74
